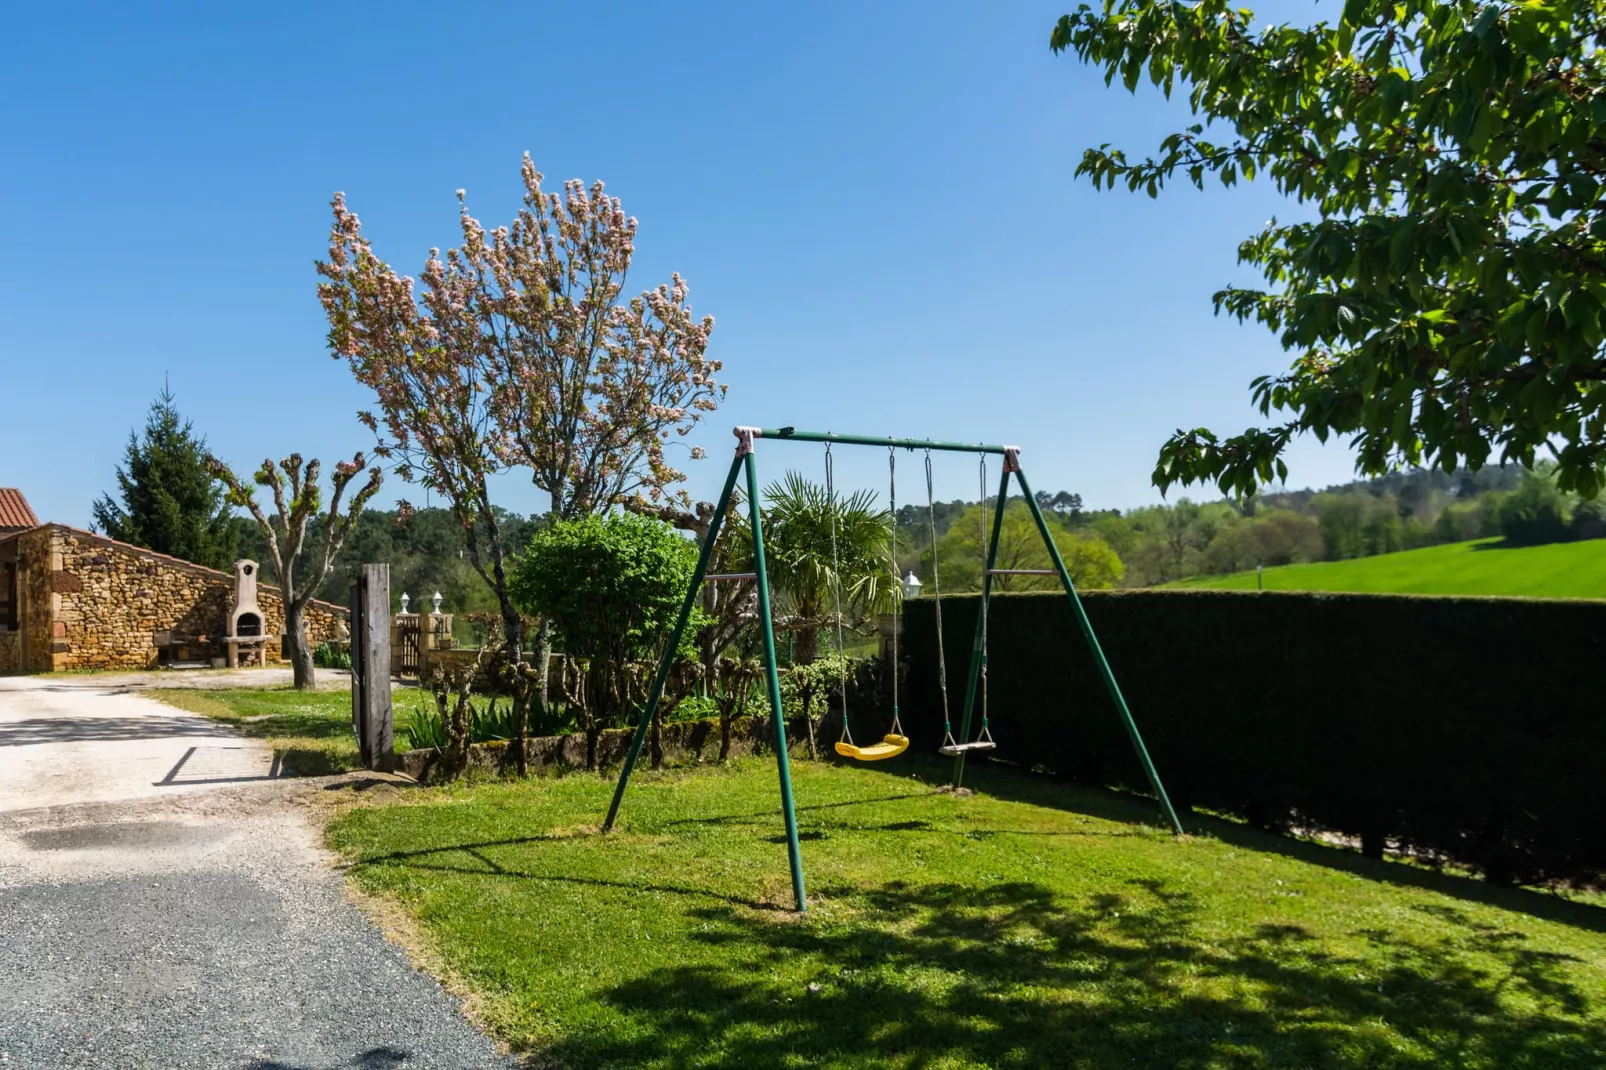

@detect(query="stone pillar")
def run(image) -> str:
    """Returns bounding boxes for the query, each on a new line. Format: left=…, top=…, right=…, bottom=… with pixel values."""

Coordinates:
left=424, top=612, right=453, bottom=650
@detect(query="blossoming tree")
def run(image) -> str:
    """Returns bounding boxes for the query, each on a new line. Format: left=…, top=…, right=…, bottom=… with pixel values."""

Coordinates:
left=317, top=154, right=723, bottom=760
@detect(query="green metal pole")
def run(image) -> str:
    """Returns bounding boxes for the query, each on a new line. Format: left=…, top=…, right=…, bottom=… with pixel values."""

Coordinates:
left=744, top=446, right=808, bottom=911
left=952, top=465, right=1013, bottom=789
left=602, top=451, right=744, bottom=833
left=1013, top=464, right=1185, bottom=835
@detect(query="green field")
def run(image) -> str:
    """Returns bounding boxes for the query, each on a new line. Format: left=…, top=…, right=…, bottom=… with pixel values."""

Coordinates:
left=1167, top=537, right=1606, bottom=599
left=327, top=758, right=1606, bottom=1068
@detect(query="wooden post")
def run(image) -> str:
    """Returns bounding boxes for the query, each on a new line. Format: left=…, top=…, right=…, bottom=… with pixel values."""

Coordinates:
left=350, top=564, right=395, bottom=773
left=350, top=576, right=365, bottom=764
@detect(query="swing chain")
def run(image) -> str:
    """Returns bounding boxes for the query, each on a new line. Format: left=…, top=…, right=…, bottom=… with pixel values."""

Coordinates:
left=888, top=447, right=903, bottom=738
left=978, top=454, right=989, bottom=738
left=826, top=443, right=853, bottom=746
left=928, top=451, right=957, bottom=752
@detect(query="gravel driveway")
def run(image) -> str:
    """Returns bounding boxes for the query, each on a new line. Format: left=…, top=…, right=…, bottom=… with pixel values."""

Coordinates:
left=0, top=675, right=514, bottom=1069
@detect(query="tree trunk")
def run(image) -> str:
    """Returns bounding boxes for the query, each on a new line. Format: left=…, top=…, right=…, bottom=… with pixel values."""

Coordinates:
left=650, top=704, right=663, bottom=770
left=799, top=679, right=818, bottom=760
left=535, top=617, right=553, bottom=740
left=285, top=601, right=315, bottom=690
left=500, top=598, right=528, bottom=776
left=584, top=660, right=607, bottom=772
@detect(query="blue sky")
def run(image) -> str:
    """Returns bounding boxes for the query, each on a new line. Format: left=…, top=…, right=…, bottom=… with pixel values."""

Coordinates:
left=1, top=0, right=1350, bottom=526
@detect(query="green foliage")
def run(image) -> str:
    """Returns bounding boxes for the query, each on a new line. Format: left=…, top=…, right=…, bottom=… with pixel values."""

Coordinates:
left=1571, top=498, right=1606, bottom=540
left=668, top=694, right=719, bottom=723
left=1498, top=469, right=1573, bottom=545
left=907, top=591, right=1606, bottom=885
left=312, top=642, right=351, bottom=670
left=1314, top=490, right=1406, bottom=560
left=779, top=653, right=849, bottom=720
left=1054, top=1, right=1606, bottom=498
left=400, top=696, right=522, bottom=751
left=763, top=471, right=894, bottom=662
left=1168, top=537, right=1606, bottom=599
left=935, top=500, right=1123, bottom=591
left=330, top=759, right=1606, bottom=1067
left=512, top=512, right=701, bottom=664
left=512, top=511, right=702, bottom=735
left=888, top=465, right=1605, bottom=590
left=1200, top=508, right=1323, bottom=573
left=91, top=388, right=237, bottom=569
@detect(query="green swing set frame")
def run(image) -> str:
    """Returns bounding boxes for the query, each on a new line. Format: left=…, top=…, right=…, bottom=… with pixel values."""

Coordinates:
left=602, top=426, right=1183, bottom=912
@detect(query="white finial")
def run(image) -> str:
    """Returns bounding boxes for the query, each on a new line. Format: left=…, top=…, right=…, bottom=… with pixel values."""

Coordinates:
left=431, top=591, right=443, bottom=614
left=399, top=592, right=411, bottom=615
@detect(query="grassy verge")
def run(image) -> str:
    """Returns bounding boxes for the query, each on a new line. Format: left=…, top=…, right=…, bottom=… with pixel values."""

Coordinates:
left=1166, top=537, right=1606, bottom=598
left=151, top=687, right=434, bottom=775
left=327, top=757, right=1606, bottom=1068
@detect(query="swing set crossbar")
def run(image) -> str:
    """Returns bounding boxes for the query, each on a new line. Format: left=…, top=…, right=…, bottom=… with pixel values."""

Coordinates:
left=984, top=568, right=1058, bottom=576
left=752, top=427, right=1014, bottom=455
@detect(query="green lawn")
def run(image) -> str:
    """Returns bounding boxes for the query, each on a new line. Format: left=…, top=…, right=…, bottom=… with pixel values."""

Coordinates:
left=152, top=687, right=436, bottom=775
left=1167, top=537, right=1606, bottom=598
left=327, top=757, right=1606, bottom=1068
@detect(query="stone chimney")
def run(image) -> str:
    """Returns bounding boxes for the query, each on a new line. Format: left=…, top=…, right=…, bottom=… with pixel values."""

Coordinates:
left=228, top=560, right=264, bottom=638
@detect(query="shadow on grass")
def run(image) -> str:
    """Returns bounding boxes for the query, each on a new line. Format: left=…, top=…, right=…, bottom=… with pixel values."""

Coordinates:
left=659, top=792, right=935, bottom=829
left=885, top=756, right=1606, bottom=937
left=350, top=836, right=779, bottom=911
left=209, top=711, right=361, bottom=776
left=539, top=875, right=1606, bottom=1069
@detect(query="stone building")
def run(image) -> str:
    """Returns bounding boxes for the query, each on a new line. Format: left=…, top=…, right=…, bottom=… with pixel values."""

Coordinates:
left=0, top=490, right=346, bottom=673
left=0, top=489, right=40, bottom=644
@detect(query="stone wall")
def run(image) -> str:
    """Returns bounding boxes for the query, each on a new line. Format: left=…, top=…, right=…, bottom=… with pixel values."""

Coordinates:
left=43, top=526, right=346, bottom=671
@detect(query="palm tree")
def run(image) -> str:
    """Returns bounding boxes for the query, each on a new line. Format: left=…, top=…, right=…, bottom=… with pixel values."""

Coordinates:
left=762, top=471, right=895, bottom=664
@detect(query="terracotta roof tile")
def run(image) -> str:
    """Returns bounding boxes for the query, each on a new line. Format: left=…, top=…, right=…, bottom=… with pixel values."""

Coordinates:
left=0, top=488, right=39, bottom=531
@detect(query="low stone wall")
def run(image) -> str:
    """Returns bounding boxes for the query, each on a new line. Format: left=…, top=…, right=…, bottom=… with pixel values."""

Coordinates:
left=397, top=714, right=801, bottom=783
left=0, top=631, right=17, bottom=673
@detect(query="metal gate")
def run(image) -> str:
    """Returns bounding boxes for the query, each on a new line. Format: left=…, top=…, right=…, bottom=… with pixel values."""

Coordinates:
left=394, top=614, right=422, bottom=677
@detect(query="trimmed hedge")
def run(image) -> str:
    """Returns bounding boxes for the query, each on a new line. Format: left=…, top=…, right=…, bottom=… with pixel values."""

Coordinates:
left=902, top=589, right=1606, bottom=886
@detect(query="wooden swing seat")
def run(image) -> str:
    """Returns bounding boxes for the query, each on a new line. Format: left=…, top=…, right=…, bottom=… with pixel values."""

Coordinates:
left=938, top=740, right=997, bottom=757
left=835, top=734, right=910, bottom=761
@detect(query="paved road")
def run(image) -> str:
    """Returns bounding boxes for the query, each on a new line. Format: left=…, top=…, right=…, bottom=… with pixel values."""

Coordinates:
left=0, top=675, right=514, bottom=1069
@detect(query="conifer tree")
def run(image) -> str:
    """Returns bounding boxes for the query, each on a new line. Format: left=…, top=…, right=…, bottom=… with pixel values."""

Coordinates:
left=92, top=388, right=237, bottom=569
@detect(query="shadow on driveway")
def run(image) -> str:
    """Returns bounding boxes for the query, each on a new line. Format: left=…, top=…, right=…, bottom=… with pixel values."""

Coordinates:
left=0, top=715, right=231, bottom=747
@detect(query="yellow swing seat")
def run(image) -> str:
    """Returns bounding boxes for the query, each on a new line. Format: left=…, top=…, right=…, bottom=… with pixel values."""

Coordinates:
left=834, top=734, right=910, bottom=761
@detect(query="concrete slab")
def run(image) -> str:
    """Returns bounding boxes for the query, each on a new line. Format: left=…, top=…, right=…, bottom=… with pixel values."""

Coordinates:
left=0, top=676, right=283, bottom=812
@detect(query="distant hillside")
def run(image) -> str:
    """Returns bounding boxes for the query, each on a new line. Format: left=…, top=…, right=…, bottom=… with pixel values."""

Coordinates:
left=1164, top=538, right=1606, bottom=600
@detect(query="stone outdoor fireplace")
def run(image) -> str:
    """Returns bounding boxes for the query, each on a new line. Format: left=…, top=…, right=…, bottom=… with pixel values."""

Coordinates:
left=225, top=559, right=274, bottom=666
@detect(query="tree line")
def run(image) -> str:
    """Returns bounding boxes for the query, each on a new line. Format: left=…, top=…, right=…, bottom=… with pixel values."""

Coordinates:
left=95, top=387, right=1605, bottom=643
left=886, top=463, right=1606, bottom=591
